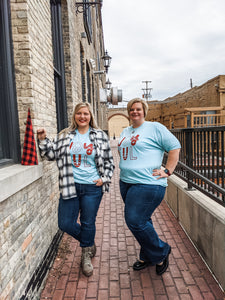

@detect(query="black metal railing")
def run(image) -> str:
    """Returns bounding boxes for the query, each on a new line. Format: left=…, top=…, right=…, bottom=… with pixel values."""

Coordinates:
left=164, top=126, right=225, bottom=206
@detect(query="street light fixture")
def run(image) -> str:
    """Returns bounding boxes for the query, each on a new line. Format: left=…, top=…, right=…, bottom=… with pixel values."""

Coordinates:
left=102, top=50, right=111, bottom=73
left=93, top=50, right=112, bottom=75
left=105, top=78, right=112, bottom=90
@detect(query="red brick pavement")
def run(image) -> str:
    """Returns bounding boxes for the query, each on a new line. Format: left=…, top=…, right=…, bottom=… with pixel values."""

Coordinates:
left=40, top=142, right=224, bottom=300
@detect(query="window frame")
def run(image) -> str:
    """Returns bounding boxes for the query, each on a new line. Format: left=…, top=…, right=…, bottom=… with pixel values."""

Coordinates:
left=83, top=0, right=92, bottom=44
left=80, top=44, right=86, bottom=102
left=86, top=61, right=91, bottom=104
left=50, top=0, right=68, bottom=132
left=0, top=0, right=20, bottom=165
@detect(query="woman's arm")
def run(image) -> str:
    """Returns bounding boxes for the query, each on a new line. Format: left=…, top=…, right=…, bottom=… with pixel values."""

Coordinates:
left=152, top=148, right=180, bottom=179
left=164, top=148, right=180, bottom=174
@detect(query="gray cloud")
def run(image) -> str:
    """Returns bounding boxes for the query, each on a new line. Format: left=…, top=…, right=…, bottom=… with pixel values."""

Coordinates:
left=102, top=0, right=225, bottom=101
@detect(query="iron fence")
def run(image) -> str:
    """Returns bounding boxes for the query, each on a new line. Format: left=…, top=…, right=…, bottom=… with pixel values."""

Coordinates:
left=165, top=126, right=225, bottom=206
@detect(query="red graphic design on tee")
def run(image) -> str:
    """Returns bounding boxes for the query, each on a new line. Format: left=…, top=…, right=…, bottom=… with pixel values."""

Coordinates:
left=71, top=142, right=94, bottom=167
left=131, top=134, right=139, bottom=146
left=84, top=143, right=93, bottom=155
left=119, top=134, right=140, bottom=161
left=73, top=154, right=82, bottom=167
left=123, top=147, right=128, bottom=160
left=118, top=137, right=125, bottom=146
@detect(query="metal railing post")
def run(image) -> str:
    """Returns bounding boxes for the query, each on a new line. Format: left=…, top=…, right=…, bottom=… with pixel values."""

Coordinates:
left=185, top=128, right=194, bottom=190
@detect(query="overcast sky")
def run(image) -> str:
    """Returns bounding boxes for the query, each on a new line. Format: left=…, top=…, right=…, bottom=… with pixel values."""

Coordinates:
left=102, top=0, right=225, bottom=102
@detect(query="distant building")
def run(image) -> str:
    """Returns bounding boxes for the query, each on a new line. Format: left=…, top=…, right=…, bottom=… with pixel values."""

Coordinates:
left=107, top=75, right=225, bottom=138
left=146, top=75, right=225, bottom=128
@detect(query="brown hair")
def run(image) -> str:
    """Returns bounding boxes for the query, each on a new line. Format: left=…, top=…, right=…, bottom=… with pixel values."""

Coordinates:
left=69, top=102, right=98, bottom=131
left=127, top=98, right=148, bottom=118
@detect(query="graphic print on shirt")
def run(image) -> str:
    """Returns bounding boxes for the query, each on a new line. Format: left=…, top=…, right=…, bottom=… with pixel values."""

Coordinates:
left=118, top=134, right=139, bottom=160
left=70, top=141, right=93, bottom=167
left=84, top=143, right=93, bottom=155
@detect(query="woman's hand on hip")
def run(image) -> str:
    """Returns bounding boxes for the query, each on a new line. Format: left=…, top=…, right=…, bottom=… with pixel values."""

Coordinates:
left=93, top=178, right=103, bottom=186
left=152, top=169, right=168, bottom=179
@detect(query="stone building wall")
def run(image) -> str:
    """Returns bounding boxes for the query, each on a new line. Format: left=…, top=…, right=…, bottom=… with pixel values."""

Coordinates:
left=0, top=0, right=106, bottom=299
left=71, top=3, right=106, bottom=126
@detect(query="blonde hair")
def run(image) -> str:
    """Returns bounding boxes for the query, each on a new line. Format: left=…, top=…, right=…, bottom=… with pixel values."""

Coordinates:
left=69, top=102, right=98, bottom=131
left=127, top=98, right=148, bottom=118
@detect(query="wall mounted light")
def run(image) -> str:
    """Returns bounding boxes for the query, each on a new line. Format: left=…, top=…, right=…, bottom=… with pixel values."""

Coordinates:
left=105, top=78, right=112, bottom=90
left=102, top=50, right=111, bottom=74
left=93, top=50, right=112, bottom=75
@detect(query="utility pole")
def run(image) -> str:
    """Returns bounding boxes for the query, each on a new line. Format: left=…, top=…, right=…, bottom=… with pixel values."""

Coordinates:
left=142, top=80, right=152, bottom=101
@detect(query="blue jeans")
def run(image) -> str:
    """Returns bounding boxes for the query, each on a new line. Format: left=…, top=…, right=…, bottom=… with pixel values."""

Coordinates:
left=58, top=183, right=103, bottom=247
left=120, top=180, right=170, bottom=265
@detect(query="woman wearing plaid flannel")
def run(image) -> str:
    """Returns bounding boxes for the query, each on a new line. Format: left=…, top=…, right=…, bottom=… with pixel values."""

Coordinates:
left=37, top=103, right=114, bottom=277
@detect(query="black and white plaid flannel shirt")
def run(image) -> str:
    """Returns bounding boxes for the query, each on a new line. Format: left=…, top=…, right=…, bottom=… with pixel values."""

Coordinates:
left=38, top=127, right=115, bottom=199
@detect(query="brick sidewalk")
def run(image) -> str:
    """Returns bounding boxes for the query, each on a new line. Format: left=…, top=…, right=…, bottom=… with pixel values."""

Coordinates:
left=40, top=143, right=224, bottom=300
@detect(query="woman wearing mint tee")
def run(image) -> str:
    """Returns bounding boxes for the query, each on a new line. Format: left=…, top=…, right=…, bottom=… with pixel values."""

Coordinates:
left=37, top=103, right=114, bottom=277
left=118, top=98, right=180, bottom=275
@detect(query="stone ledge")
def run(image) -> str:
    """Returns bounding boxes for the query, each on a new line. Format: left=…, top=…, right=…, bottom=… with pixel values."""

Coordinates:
left=0, top=163, right=43, bottom=203
left=168, top=175, right=225, bottom=223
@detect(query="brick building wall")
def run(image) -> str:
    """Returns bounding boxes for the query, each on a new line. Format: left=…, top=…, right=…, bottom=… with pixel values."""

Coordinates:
left=0, top=0, right=106, bottom=299
left=146, top=75, right=225, bottom=128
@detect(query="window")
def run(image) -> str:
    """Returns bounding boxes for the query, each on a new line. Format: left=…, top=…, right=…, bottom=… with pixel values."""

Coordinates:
left=92, top=75, right=95, bottom=113
left=205, top=110, right=216, bottom=126
left=86, top=61, right=91, bottom=104
left=0, top=0, right=20, bottom=165
left=80, top=44, right=86, bottom=102
left=83, top=0, right=92, bottom=43
left=50, top=0, right=68, bottom=132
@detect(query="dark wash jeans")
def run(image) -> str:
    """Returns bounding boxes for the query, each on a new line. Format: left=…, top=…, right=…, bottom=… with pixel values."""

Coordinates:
left=58, top=183, right=103, bottom=247
left=120, top=180, right=170, bottom=265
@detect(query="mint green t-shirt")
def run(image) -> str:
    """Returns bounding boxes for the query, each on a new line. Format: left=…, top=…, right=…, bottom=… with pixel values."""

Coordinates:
left=70, top=129, right=99, bottom=184
left=118, top=121, right=181, bottom=186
